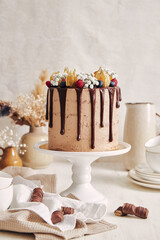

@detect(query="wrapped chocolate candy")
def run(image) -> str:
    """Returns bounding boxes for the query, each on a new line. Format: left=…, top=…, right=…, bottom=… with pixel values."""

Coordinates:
left=30, top=187, right=43, bottom=202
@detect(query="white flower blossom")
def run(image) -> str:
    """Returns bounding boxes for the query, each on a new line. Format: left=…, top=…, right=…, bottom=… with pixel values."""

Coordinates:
left=0, top=126, right=20, bottom=148
left=55, top=77, right=59, bottom=82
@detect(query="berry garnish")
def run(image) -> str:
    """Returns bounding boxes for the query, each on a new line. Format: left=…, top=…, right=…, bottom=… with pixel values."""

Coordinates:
left=75, top=80, right=84, bottom=88
left=112, top=78, right=118, bottom=86
left=61, top=78, right=66, bottom=81
left=46, top=81, right=51, bottom=88
left=109, top=81, right=115, bottom=87
left=60, top=81, right=66, bottom=88
left=97, top=80, right=103, bottom=88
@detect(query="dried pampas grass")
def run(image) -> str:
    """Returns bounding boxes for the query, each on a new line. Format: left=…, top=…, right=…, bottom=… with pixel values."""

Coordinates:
left=10, top=70, right=48, bottom=127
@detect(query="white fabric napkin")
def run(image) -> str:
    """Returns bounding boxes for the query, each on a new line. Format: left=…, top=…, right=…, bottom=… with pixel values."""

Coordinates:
left=9, top=176, right=107, bottom=232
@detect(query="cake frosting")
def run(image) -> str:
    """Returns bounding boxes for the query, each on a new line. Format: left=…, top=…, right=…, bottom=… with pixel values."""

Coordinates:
left=46, top=67, right=122, bottom=152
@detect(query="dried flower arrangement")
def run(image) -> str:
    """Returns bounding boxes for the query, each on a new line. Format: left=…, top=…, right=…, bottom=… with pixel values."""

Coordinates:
left=10, top=70, right=48, bottom=127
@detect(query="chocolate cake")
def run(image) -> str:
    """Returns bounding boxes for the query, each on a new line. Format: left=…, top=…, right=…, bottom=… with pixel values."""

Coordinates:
left=46, top=67, right=121, bottom=152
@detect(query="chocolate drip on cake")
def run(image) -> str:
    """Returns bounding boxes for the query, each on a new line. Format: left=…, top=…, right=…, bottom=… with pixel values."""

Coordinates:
left=89, top=89, right=96, bottom=149
left=57, top=88, right=67, bottom=135
left=116, top=87, right=122, bottom=108
left=76, top=88, right=83, bottom=141
left=46, top=89, right=49, bottom=120
left=99, top=88, right=105, bottom=127
left=108, top=88, right=115, bottom=142
left=49, top=88, right=54, bottom=128
left=118, top=87, right=122, bottom=101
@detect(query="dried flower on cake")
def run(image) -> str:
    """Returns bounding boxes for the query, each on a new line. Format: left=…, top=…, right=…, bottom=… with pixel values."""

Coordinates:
left=66, top=69, right=77, bottom=87
left=50, top=69, right=67, bottom=87
left=94, top=67, right=111, bottom=87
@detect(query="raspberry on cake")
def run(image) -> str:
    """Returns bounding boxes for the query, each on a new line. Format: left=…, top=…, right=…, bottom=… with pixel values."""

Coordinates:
left=46, top=67, right=121, bottom=152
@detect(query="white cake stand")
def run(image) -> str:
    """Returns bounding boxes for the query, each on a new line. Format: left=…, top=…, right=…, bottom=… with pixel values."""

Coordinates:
left=34, top=141, right=131, bottom=203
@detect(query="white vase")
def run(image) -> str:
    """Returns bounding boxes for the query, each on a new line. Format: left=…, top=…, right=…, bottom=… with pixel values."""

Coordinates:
left=19, top=126, right=52, bottom=169
left=123, top=103, right=156, bottom=170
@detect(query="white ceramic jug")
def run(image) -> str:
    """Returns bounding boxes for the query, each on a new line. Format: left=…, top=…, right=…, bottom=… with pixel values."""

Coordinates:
left=123, top=103, right=156, bottom=170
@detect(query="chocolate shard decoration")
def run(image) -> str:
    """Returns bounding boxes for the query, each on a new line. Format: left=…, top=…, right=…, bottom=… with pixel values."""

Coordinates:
left=57, top=88, right=67, bottom=135
left=76, top=88, right=83, bottom=141
left=89, top=88, right=96, bottom=149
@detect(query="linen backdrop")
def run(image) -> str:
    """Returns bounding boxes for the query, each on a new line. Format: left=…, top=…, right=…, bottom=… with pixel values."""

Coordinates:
left=0, top=0, right=160, bottom=140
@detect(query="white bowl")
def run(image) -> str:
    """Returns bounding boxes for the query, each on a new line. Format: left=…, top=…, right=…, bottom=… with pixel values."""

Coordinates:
left=0, top=183, right=13, bottom=210
left=0, top=171, right=13, bottom=189
left=145, top=136, right=160, bottom=173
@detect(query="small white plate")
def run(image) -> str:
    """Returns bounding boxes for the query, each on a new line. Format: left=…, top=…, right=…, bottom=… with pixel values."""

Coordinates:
left=128, top=175, right=160, bottom=190
left=136, top=171, right=160, bottom=182
left=129, top=169, right=160, bottom=185
left=135, top=163, right=160, bottom=178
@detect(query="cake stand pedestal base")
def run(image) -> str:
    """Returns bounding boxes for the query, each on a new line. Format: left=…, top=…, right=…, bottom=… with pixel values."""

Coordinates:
left=34, top=141, right=131, bottom=204
left=61, top=183, right=106, bottom=203
left=60, top=155, right=106, bottom=203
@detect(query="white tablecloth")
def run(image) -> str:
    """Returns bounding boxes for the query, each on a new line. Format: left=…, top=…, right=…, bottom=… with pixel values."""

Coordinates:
left=0, top=157, right=159, bottom=240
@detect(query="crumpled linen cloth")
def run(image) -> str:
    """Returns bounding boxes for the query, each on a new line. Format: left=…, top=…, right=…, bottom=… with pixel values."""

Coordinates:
left=0, top=166, right=117, bottom=240
left=9, top=175, right=107, bottom=231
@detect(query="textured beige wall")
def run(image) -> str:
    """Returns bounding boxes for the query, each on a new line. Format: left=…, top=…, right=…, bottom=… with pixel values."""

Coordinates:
left=0, top=0, right=160, bottom=139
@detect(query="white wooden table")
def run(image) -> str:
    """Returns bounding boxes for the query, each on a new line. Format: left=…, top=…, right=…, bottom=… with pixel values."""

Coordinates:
left=0, top=157, right=160, bottom=240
